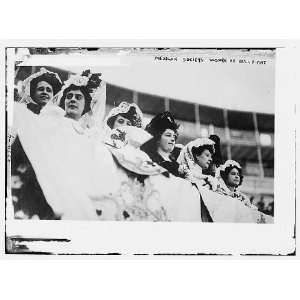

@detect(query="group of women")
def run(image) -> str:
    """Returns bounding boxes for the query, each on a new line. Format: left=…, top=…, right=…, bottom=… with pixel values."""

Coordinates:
left=9, top=68, right=273, bottom=223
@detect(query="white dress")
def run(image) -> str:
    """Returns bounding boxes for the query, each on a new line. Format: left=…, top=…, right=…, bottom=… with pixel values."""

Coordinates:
left=12, top=103, right=202, bottom=221
left=177, top=139, right=274, bottom=223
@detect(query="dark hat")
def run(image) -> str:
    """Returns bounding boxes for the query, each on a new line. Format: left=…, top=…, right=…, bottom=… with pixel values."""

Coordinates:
left=145, top=112, right=179, bottom=137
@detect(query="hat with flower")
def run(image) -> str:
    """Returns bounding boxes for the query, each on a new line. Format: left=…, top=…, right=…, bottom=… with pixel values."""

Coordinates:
left=104, top=101, right=143, bottom=129
left=46, top=69, right=105, bottom=128
left=54, top=69, right=102, bottom=111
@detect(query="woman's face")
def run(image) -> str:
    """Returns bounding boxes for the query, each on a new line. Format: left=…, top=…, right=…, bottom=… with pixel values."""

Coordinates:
left=226, top=167, right=241, bottom=187
left=113, top=115, right=132, bottom=129
left=64, top=89, right=86, bottom=120
left=195, top=149, right=212, bottom=169
left=158, top=129, right=176, bottom=153
left=33, top=81, right=54, bottom=106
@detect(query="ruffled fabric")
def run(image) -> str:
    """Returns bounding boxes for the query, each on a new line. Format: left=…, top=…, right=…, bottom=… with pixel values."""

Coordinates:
left=19, top=67, right=62, bottom=105
left=11, top=102, right=202, bottom=221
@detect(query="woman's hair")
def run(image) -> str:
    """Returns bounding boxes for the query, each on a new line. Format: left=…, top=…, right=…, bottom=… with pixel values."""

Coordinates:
left=191, top=144, right=215, bottom=162
left=30, top=73, right=62, bottom=99
left=59, top=84, right=92, bottom=116
left=220, top=165, right=244, bottom=187
left=107, top=106, right=140, bottom=129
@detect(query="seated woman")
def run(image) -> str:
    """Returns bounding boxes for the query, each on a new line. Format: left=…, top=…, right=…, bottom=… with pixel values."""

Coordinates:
left=140, top=112, right=183, bottom=177
left=177, top=137, right=219, bottom=190
left=217, top=160, right=257, bottom=209
left=10, top=68, right=62, bottom=219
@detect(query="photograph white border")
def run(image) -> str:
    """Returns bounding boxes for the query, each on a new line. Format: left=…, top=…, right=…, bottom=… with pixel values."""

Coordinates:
left=0, top=40, right=297, bottom=256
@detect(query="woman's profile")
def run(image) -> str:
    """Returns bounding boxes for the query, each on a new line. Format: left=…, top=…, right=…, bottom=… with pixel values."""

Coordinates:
left=177, top=137, right=219, bottom=190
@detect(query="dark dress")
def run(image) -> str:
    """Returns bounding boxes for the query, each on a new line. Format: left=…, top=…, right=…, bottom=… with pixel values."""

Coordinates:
left=26, top=102, right=42, bottom=115
left=144, top=151, right=183, bottom=178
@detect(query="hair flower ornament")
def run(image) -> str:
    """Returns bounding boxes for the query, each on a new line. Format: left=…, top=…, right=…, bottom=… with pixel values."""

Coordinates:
left=60, top=69, right=102, bottom=94
left=63, top=75, right=89, bottom=88
left=51, top=69, right=102, bottom=111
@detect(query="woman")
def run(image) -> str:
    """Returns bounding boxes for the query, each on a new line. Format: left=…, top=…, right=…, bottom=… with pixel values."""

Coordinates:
left=11, top=70, right=106, bottom=220
left=55, top=70, right=101, bottom=122
left=177, top=137, right=218, bottom=190
left=218, top=160, right=257, bottom=209
left=10, top=68, right=63, bottom=219
left=20, top=67, right=62, bottom=114
left=176, top=137, right=219, bottom=222
left=140, top=112, right=183, bottom=177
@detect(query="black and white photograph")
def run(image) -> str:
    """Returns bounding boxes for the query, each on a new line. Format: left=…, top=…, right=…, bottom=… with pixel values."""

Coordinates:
left=3, top=45, right=296, bottom=255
